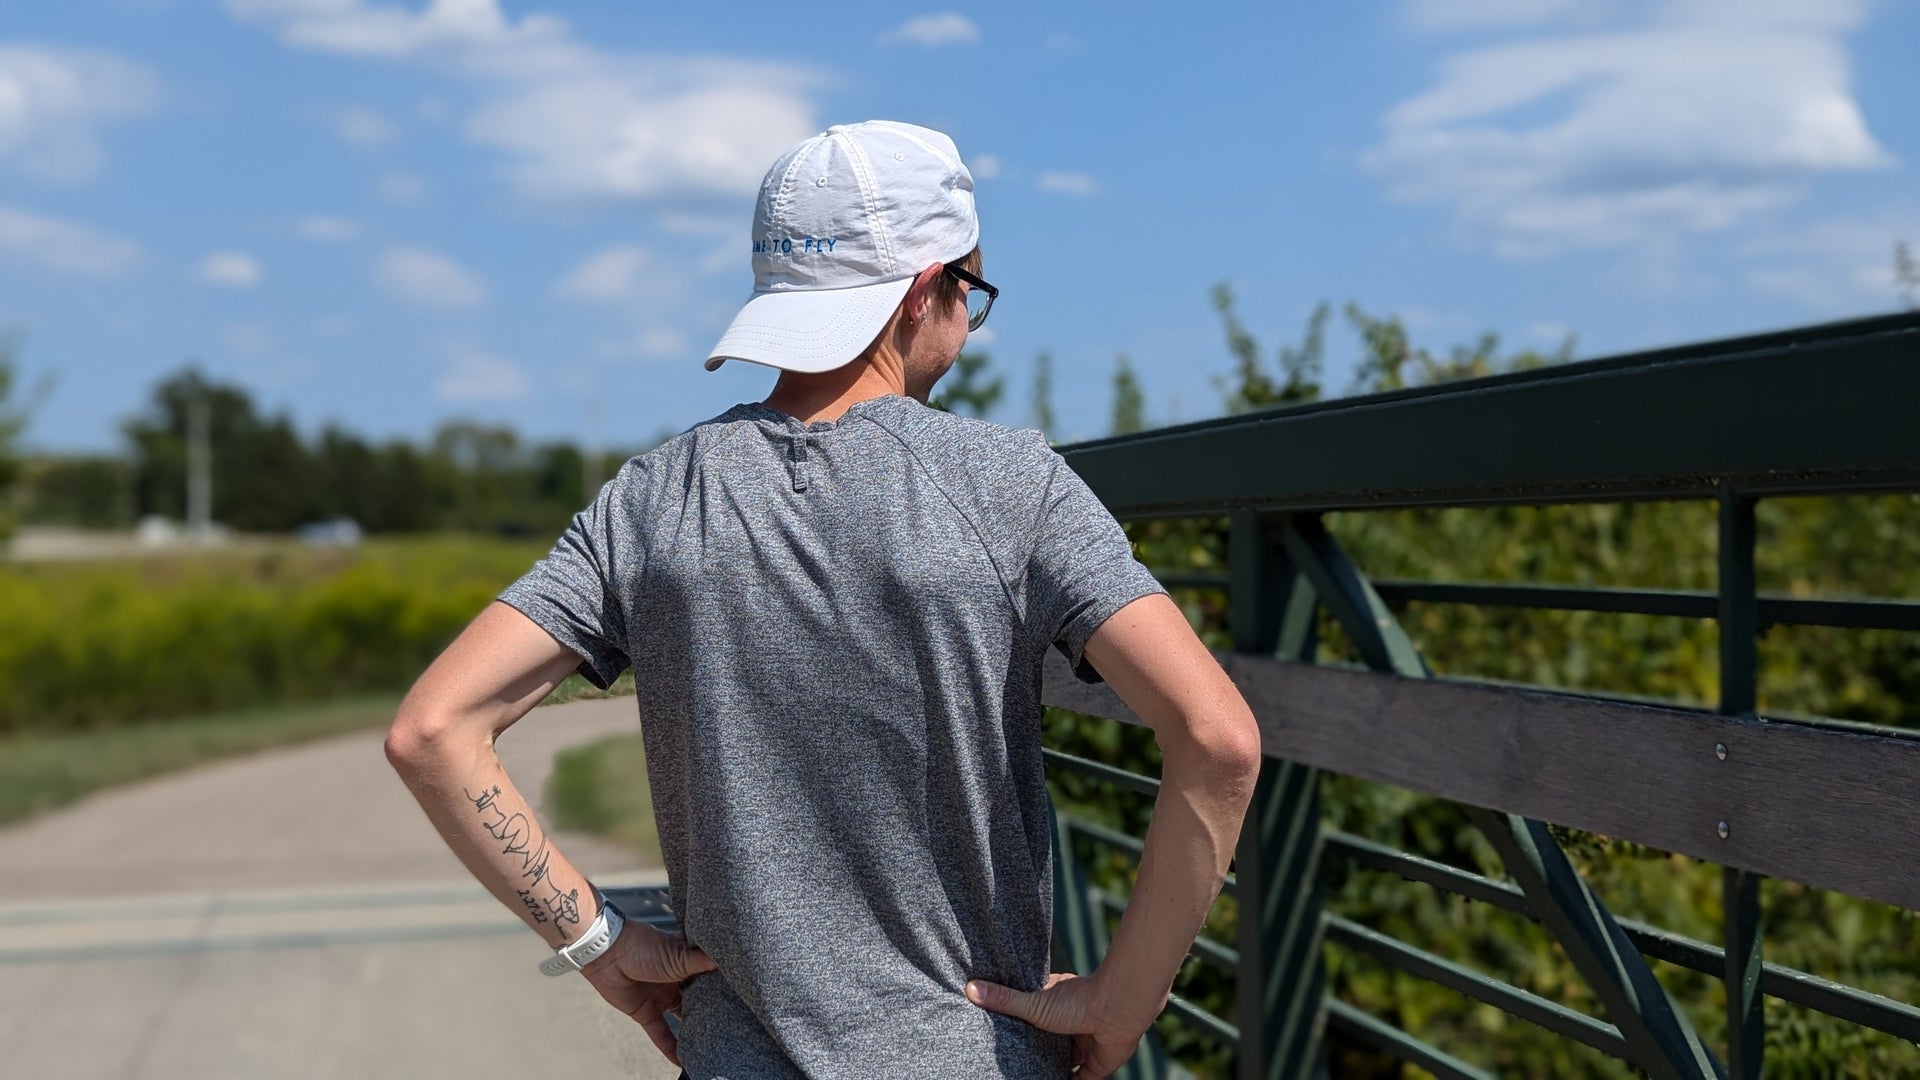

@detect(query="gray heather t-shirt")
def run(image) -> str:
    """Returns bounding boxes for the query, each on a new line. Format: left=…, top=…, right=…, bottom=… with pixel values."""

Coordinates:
left=499, top=394, right=1164, bottom=1079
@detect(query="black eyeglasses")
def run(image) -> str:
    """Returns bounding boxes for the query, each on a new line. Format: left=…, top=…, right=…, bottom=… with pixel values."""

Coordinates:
left=944, top=264, right=998, bottom=332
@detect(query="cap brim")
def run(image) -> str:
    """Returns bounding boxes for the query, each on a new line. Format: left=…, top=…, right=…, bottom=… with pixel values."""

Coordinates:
left=704, top=277, right=914, bottom=374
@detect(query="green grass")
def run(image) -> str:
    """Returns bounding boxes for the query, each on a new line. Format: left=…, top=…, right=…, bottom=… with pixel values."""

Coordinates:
left=545, top=731, right=660, bottom=864
left=0, top=664, right=641, bottom=829
left=541, top=670, right=636, bottom=706
left=0, top=534, right=549, bottom=733
left=0, top=693, right=402, bottom=825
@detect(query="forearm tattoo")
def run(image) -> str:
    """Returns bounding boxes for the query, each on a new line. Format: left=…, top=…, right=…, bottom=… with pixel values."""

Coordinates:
left=465, top=785, right=583, bottom=927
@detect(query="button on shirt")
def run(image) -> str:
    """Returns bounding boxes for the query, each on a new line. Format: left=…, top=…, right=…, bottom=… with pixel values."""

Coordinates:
left=499, top=394, right=1166, bottom=1078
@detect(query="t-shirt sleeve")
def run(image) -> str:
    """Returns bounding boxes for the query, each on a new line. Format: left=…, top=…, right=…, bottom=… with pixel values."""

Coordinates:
left=497, top=468, right=635, bottom=690
left=1028, top=453, right=1168, bottom=684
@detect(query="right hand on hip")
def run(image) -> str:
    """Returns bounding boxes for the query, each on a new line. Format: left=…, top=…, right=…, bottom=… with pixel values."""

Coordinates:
left=965, top=971, right=1149, bottom=1078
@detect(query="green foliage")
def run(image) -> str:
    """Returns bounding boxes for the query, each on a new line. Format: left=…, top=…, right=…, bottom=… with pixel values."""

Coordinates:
left=1039, top=291, right=1920, bottom=1077
left=546, top=731, right=660, bottom=863
left=1897, top=239, right=1918, bottom=311
left=930, top=350, right=1004, bottom=417
left=1077, top=499, right=1919, bottom=1076
left=1210, top=284, right=1325, bottom=412
left=0, top=536, right=546, bottom=733
left=543, top=670, right=636, bottom=707
left=1346, top=302, right=1573, bottom=394
left=19, top=456, right=133, bottom=528
left=0, top=694, right=401, bottom=824
left=1109, top=354, right=1146, bottom=436
left=1029, top=351, right=1057, bottom=436
left=0, top=335, right=36, bottom=547
left=101, top=367, right=656, bottom=536
left=1311, top=493, right=1919, bottom=1077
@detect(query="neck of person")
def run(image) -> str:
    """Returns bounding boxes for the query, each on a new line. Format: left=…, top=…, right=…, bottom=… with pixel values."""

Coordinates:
left=763, top=341, right=922, bottom=424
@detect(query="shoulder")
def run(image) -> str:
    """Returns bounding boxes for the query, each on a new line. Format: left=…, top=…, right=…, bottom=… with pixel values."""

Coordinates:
left=867, top=399, right=1060, bottom=483
left=605, top=405, right=761, bottom=497
left=865, top=401, right=1064, bottom=546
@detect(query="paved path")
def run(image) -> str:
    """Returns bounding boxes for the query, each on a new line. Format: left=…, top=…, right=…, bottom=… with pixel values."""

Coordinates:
left=0, top=697, right=682, bottom=1080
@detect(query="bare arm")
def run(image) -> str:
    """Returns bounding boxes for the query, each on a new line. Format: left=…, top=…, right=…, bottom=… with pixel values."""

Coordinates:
left=1077, top=592, right=1262, bottom=1019
left=385, top=602, right=603, bottom=943
left=385, top=600, right=713, bottom=1063
left=966, top=592, right=1261, bottom=1076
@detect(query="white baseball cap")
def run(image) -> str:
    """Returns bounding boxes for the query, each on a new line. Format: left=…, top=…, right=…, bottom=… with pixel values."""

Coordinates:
left=704, top=120, right=978, bottom=374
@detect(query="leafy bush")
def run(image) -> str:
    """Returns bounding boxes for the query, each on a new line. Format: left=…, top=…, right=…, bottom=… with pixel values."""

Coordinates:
left=1043, top=493, right=1920, bottom=1077
left=0, top=537, right=545, bottom=733
left=547, top=731, right=659, bottom=862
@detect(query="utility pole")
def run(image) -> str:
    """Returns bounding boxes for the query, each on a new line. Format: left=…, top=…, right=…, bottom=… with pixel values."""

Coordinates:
left=186, top=378, right=211, bottom=542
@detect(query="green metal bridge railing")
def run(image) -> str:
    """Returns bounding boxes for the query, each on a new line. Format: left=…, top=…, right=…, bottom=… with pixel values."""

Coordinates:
left=1037, top=310, right=1920, bottom=1079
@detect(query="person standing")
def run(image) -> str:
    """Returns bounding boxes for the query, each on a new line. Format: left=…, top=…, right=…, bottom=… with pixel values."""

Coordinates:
left=385, top=120, right=1262, bottom=1078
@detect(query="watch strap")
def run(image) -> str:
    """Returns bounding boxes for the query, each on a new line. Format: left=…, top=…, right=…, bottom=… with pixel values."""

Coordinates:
left=538, top=890, right=624, bottom=976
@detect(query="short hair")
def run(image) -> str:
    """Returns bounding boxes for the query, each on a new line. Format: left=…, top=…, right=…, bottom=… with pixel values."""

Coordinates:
left=928, top=246, right=983, bottom=310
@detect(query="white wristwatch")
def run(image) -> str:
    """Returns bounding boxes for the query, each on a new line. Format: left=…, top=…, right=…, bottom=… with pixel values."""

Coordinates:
left=539, top=890, right=624, bottom=976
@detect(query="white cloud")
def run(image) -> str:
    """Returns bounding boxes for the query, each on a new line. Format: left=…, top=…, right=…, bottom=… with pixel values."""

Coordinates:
left=297, top=214, right=360, bottom=241
left=226, top=0, right=823, bottom=203
left=1405, top=1, right=1872, bottom=36
left=1399, top=306, right=1472, bottom=334
left=374, top=246, right=488, bottom=311
left=252, top=356, right=315, bottom=389
left=558, top=244, right=702, bottom=360
left=1527, top=320, right=1574, bottom=344
left=1600, top=243, right=1721, bottom=299
left=312, top=312, right=356, bottom=337
left=657, top=211, right=733, bottom=236
left=0, top=203, right=141, bottom=276
left=222, top=322, right=276, bottom=355
left=879, top=14, right=982, bottom=47
left=435, top=342, right=530, bottom=401
left=634, top=326, right=688, bottom=358
left=198, top=250, right=263, bottom=287
left=225, top=0, right=570, bottom=59
left=326, top=104, right=399, bottom=146
left=1739, top=208, right=1920, bottom=312
left=1036, top=171, right=1099, bottom=197
left=466, top=80, right=813, bottom=201
left=594, top=325, right=691, bottom=362
left=969, top=153, right=1001, bottom=181
left=0, top=45, right=159, bottom=183
left=698, top=241, right=741, bottom=277
left=377, top=171, right=428, bottom=203
left=1365, top=3, right=1893, bottom=256
left=553, top=245, right=661, bottom=304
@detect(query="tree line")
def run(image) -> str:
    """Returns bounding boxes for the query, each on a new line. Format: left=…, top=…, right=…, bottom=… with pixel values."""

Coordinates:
left=5, top=293, right=1563, bottom=540
left=4, top=366, right=671, bottom=538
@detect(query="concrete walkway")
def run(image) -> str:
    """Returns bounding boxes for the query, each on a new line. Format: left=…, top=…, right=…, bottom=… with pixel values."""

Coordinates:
left=0, top=697, right=682, bottom=1080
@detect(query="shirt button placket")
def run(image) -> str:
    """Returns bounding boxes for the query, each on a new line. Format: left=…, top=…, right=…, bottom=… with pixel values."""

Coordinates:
left=789, top=433, right=810, bottom=492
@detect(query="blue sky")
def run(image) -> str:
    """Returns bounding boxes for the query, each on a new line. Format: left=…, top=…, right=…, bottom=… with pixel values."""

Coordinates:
left=4, top=0, right=1916, bottom=452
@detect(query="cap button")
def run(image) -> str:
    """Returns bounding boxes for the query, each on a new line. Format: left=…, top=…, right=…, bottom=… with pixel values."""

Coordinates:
left=825, top=124, right=848, bottom=135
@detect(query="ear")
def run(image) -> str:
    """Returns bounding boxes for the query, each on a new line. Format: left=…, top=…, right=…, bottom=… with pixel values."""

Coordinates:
left=901, top=262, right=946, bottom=325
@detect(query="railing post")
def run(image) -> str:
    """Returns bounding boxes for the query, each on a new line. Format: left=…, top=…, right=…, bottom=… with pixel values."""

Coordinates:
left=1718, top=488, right=1765, bottom=1078
left=1281, top=513, right=1725, bottom=1079
left=1048, top=803, right=1172, bottom=1079
left=1230, top=512, right=1329, bottom=1080
left=1051, top=801, right=1103, bottom=980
